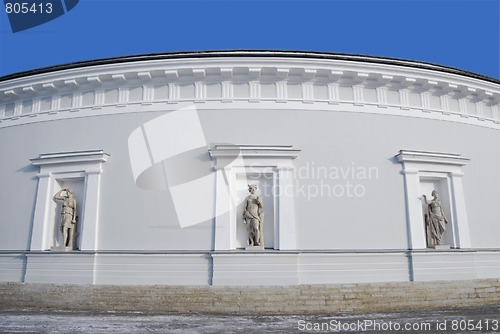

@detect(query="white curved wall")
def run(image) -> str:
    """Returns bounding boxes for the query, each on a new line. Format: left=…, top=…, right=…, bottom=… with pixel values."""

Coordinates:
left=1, top=52, right=500, bottom=285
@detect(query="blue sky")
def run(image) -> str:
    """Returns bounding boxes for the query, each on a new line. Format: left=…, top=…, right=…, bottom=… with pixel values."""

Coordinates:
left=0, top=0, right=499, bottom=79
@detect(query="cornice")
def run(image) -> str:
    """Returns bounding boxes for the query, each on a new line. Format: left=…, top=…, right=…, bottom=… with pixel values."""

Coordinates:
left=209, top=145, right=301, bottom=159
left=30, top=150, right=110, bottom=166
left=2, top=51, right=498, bottom=84
left=0, top=54, right=499, bottom=128
left=209, top=145, right=300, bottom=170
left=395, top=150, right=470, bottom=166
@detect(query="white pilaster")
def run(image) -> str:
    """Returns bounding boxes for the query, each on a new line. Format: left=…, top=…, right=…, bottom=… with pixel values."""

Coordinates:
left=30, top=172, right=54, bottom=250
left=213, top=167, right=233, bottom=251
left=401, top=169, right=427, bottom=249
left=79, top=169, right=103, bottom=250
left=449, top=172, right=471, bottom=248
left=277, top=167, right=297, bottom=250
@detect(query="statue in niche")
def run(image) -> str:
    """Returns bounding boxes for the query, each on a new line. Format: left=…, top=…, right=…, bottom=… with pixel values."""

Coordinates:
left=243, top=184, right=264, bottom=247
left=423, top=190, right=449, bottom=247
left=53, top=189, right=77, bottom=250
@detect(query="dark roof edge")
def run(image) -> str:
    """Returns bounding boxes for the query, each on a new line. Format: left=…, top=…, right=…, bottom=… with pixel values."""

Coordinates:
left=1, top=50, right=499, bottom=85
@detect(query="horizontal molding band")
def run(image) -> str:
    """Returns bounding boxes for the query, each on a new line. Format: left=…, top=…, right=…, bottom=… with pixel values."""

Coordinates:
left=1, top=248, right=499, bottom=255
left=1, top=58, right=499, bottom=128
left=1, top=100, right=499, bottom=131
left=3, top=250, right=500, bottom=286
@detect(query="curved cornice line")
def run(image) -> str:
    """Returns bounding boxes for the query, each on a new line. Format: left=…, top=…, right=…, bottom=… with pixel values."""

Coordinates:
left=0, top=52, right=499, bottom=129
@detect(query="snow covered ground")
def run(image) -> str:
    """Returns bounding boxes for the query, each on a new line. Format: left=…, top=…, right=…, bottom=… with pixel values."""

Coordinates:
left=0, top=305, right=499, bottom=333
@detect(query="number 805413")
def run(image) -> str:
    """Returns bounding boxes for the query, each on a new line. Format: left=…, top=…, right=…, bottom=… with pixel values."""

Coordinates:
left=5, top=2, right=53, bottom=14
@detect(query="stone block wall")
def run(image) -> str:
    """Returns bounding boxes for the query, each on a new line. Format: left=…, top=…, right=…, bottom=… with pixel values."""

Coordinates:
left=1, top=279, right=499, bottom=314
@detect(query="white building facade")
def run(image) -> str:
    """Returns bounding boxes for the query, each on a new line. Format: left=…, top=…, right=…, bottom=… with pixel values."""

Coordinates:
left=0, top=51, right=499, bottom=285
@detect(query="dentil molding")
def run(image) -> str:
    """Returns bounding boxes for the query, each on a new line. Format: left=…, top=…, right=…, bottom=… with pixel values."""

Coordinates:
left=0, top=52, right=499, bottom=128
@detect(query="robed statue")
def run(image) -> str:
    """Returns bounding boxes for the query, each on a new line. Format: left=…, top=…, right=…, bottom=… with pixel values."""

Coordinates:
left=423, top=190, right=448, bottom=247
left=243, top=184, right=264, bottom=247
left=53, top=188, right=77, bottom=249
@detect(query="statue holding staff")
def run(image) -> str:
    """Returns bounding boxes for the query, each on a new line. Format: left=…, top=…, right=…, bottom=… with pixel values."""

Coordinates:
left=243, top=184, right=264, bottom=247
left=423, top=190, right=448, bottom=247
left=53, top=188, right=77, bottom=249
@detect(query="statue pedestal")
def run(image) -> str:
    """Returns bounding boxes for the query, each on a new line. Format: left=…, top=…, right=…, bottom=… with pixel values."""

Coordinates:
left=430, top=245, right=451, bottom=250
left=50, top=246, right=76, bottom=252
left=245, top=246, right=265, bottom=251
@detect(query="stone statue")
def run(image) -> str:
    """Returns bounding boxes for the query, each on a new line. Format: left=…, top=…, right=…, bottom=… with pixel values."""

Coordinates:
left=53, top=188, right=77, bottom=250
left=243, top=184, right=264, bottom=247
left=423, top=190, right=449, bottom=247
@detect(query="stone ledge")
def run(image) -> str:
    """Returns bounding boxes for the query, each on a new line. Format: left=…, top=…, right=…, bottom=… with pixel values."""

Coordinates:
left=1, top=279, right=499, bottom=315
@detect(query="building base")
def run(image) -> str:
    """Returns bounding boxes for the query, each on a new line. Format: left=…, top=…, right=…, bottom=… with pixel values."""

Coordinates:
left=1, top=249, right=500, bottom=286
left=0, top=279, right=499, bottom=314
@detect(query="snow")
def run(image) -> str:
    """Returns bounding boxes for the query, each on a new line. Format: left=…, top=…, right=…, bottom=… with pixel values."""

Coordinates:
left=0, top=305, right=499, bottom=334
